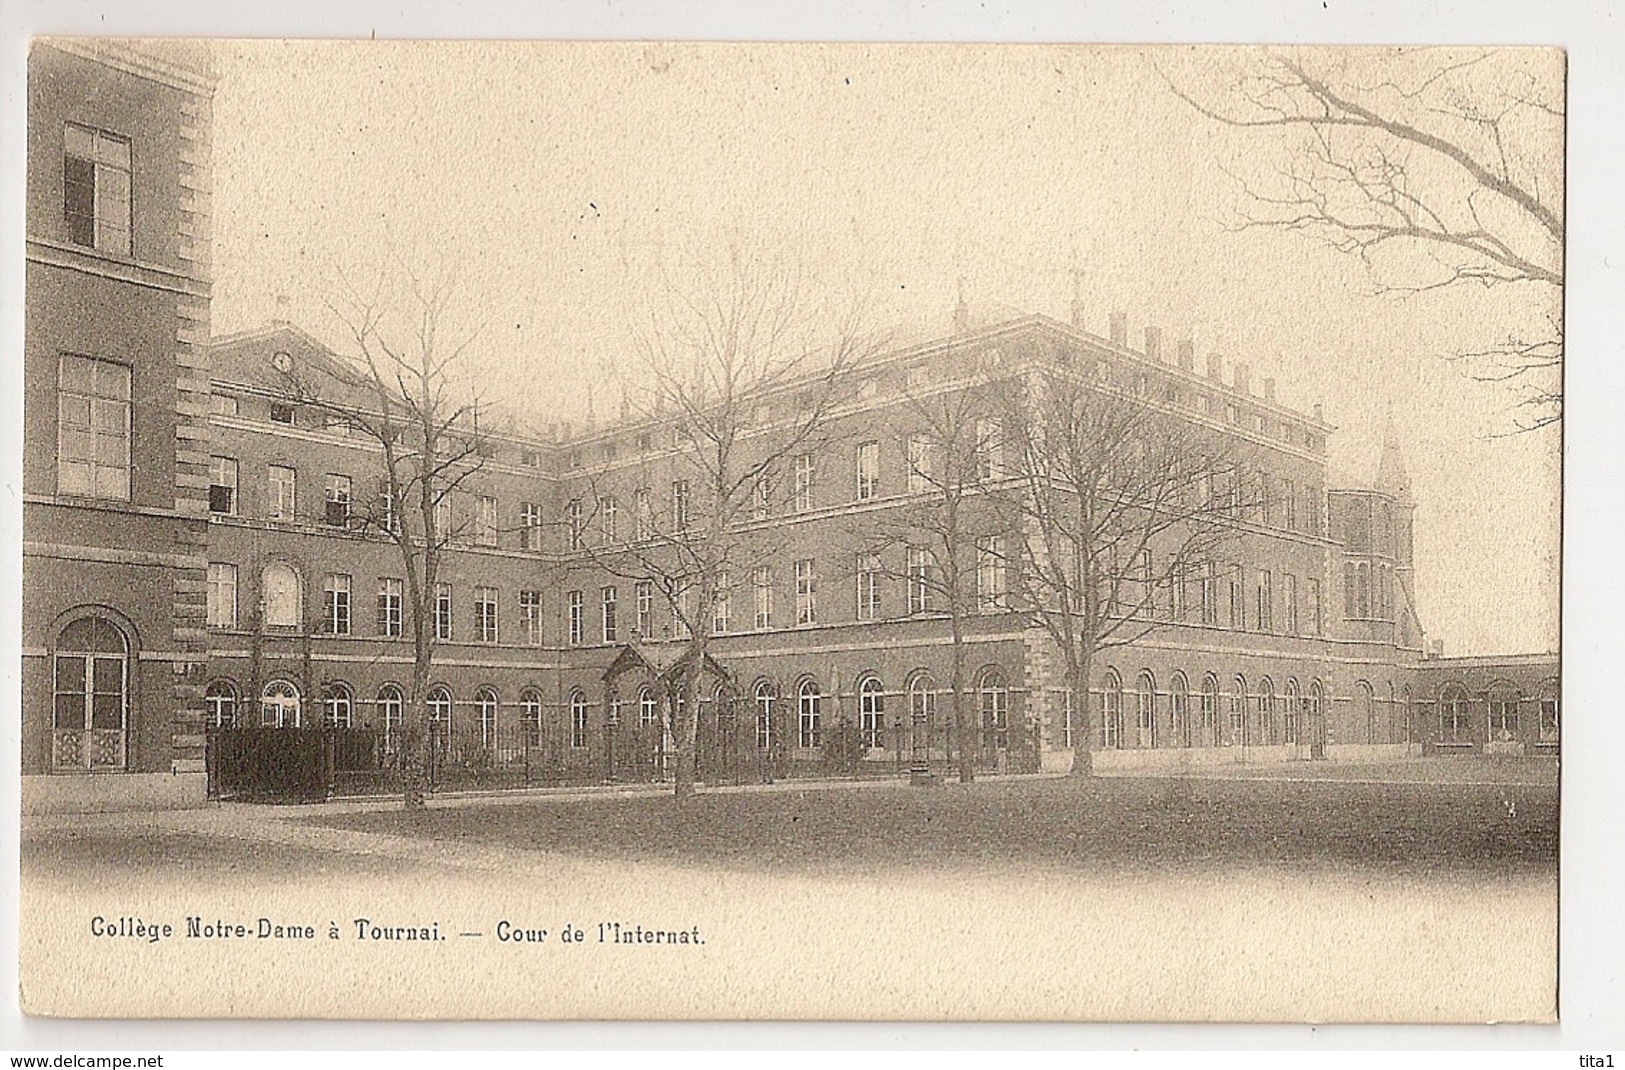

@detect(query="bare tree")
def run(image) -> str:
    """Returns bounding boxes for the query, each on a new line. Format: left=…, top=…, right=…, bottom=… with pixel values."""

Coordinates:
left=1160, top=48, right=1563, bottom=430
left=579, top=253, right=879, bottom=799
left=276, top=261, right=490, bottom=809
left=850, top=374, right=1005, bottom=783
left=1003, top=362, right=1255, bottom=775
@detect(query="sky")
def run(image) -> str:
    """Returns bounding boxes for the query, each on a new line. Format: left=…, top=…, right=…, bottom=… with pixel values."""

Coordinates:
left=206, top=41, right=1562, bottom=657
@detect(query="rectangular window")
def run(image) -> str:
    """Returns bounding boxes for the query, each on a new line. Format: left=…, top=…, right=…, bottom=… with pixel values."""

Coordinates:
left=475, top=585, right=499, bottom=643
left=635, top=487, right=654, bottom=539
left=799, top=692, right=821, bottom=750
left=672, top=480, right=690, bottom=530
left=206, top=563, right=237, bottom=628
left=567, top=499, right=584, bottom=550
left=519, top=590, right=542, bottom=646
left=672, top=585, right=693, bottom=640
left=1171, top=561, right=1188, bottom=620
left=64, top=123, right=131, bottom=256
left=1228, top=565, right=1245, bottom=629
left=1256, top=570, right=1273, bottom=633
left=795, top=558, right=817, bottom=625
left=268, top=465, right=296, bottom=520
left=57, top=354, right=131, bottom=500
left=907, top=545, right=934, bottom=614
left=568, top=590, right=584, bottom=645
left=477, top=495, right=499, bottom=546
left=268, top=402, right=295, bottom=426
left=324, top=474, right=351, bottom=527
left=434, top=583, right=453, bottom=641
left=377, top=578, right=403, bottom=638
left=711, top=573, right=731, bottom=635
left=210, top=393, right=238, bottom=418
left=209, top=456, right=238, bottom=515
left=752, top=567, right=772, bottom=630
left=1285, top=573, right=1299, bottom=634
left=977, top=536, right=1007, bottom=612
left=1260, top=472, right=1274, bottom=526
left=855, top=553, right=881, bottom=621
left=379, top=487, right=399, bottom=535
left=324, top=573, right=352, bottom=636
left=1283, top=478, right=1297, bottom=531
left=793, top=453, right=815, bottom=513
left=907, top=435, right=934, bottom=494
left=519, top=502, right=542, bottom=550
left=521, top=449, right=541, bottom=468
left=635, top=580, right=654, bottom=638
left=1309, top=577, right=1324, bottom=636
left=975, top=418, right=1002, bottom=481
left=434, top=497, right=453, bottom=540
left=856, top=441, right=880, bottom=501
left=602, top=586, right=619, bottom=643
left=600, top=495, right=617, bottom=543
left=753, top=477, right=771, bottom=521
left=1200, top=562, right=1218, bottom=625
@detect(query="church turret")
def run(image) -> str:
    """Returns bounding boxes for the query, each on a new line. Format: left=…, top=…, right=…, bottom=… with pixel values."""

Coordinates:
left=1375, top=416, right=1413, bottom=503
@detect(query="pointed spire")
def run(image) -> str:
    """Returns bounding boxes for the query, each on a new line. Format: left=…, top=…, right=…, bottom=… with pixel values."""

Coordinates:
left=1375, top=411, right=1412, bottom=501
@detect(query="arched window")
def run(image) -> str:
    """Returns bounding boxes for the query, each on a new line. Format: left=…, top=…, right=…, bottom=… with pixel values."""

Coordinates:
left=1439, top=685, right=1470, bottom=744
left=1229, top=675, right=1247, bottom=746
left=1256, top=677, right=1275, bottom=745
left=204, top=679, right=238, bottom=729
left=753, top=681, right=775, bottom=750
left=908, top=675, right=936, bottom=755
left=427, top=686, right=452, bottom=735
left=1538, top=681, right=1559, bottom=743
left=1308, top=680, right=1324, bottom=746
left=640, top=686, right=659, bottom=729
left=519, top=688, right=543, bottom=746
left=261, top=679, right=301, bottom=728
left=859, top=676, right=886, bottom=749
left=797, top=680, right=822, bottom=749
left=1169, top=672, right=1190, bottom=747
left=1487, top=686, right=1521, bottom=742
left=321, top=682, right=353, bottom=728
left=570, top=690, right=589, bottom=749
left=1200, top=673, right=1219, bottom=745
left=377, top=685, right=403, bottom=751
left=1282, top=678, right=1301, bottom=744
left=980, top=670, right=1009, bottom=751
left=1100, top=671, right=1124, bottom=750
left=1134, top=671, right=1156, bottom=748
left=475, top=687, right=499, bottom=748
left=1357, top=680, right=1376, bottom=743
left=261, top=562, right=302, bottom=628
left=53, top=615, right=130, bottom=770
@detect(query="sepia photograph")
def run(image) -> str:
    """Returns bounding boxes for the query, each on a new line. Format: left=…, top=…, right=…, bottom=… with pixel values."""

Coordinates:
left=14, top=33, right=1568, bottom=1025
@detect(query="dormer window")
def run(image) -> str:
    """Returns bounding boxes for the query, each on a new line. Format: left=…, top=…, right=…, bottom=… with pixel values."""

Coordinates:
left=269, top=403, right=295, bottom=425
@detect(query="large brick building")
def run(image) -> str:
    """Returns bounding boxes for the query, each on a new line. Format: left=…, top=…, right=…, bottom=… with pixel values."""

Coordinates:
left=21, top=42, right=1556, bottom=808
left=188, top=310, right=1558, bottom=789
left=21, top=40, right=217, bottom=811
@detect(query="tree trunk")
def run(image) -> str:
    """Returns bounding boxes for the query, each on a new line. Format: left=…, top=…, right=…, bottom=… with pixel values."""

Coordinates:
left=672, top=668, right=702, bottom=799
left=402, top=654, right=432, bottom=809
left=1068, top=645, right=1095, bottom=778
left=950, top=607, right=974, bottom=783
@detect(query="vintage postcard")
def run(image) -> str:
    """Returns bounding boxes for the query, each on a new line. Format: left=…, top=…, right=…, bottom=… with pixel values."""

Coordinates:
left=17, top=40, right=1561, bottom=1021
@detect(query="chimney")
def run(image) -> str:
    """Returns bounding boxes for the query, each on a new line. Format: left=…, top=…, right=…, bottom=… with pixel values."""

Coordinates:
left=1108, top=311, right=1127, bottom=346
left=1176, top=338, right=1194, bottom=372
left=1428, top=639, right=1445, bottom=659
left=1263, top=377, right=1276, bottom=403
left=1233, top=362, right=1251, bottom=395
left=1312, top=403, right=1324, bottom=423
left=1144, top=326, right=1163, bottom=362
left=1206, top=352, right=1223, bottom=381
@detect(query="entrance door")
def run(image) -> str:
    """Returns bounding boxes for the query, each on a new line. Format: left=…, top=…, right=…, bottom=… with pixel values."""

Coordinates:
left=52, top=616, right=129, bottom=772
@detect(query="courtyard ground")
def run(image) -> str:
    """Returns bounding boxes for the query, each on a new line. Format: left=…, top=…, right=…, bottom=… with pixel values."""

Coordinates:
left=19, top=760, right=1558, bottom=1022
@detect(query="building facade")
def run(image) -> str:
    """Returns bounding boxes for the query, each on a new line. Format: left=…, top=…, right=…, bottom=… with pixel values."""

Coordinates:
left=22, top=41, right=217, bottom=811
left=188, top=311, right=1560, bottom=791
